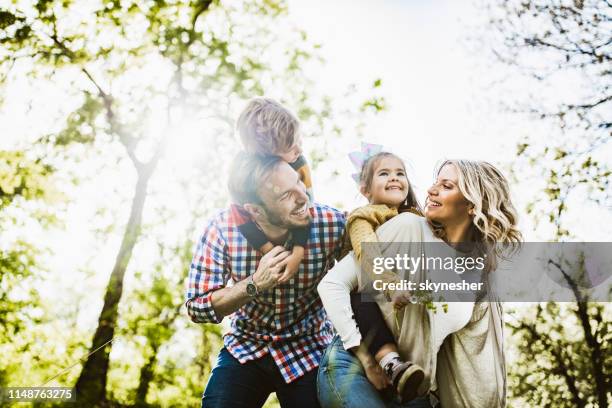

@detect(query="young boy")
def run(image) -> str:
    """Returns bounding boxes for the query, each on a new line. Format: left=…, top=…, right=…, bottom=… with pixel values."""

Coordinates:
left=231, top=97, right=313, bottom=279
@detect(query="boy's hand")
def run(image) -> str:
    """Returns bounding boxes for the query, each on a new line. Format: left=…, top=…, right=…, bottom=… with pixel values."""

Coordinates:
left=260, top=242, right=274, bottom=254
left=278, top=246, right=305, bottom=283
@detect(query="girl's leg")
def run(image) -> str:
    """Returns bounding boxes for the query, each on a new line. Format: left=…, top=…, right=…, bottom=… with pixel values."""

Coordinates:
left=349, top=292, right=396, bottom=358
left=350, top=293, right=424, bottom=403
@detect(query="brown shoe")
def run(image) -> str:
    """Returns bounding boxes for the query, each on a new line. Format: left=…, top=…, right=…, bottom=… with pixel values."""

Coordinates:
left=389, top=361, right=425, bottom=402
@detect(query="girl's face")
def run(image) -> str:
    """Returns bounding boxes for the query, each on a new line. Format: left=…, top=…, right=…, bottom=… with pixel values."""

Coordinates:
left=425, top=163, right=472, bottom=225
left=363, top=156, right=409, bottom=207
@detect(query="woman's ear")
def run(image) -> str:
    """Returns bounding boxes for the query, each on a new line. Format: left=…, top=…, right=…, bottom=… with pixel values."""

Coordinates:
left=468, top=205, right=475, bottom=216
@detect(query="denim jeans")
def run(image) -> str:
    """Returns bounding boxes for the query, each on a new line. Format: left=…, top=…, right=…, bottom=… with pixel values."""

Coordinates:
left=202, top=348, right=320, bottom=408
left=317, top=336, right=433, bottom=408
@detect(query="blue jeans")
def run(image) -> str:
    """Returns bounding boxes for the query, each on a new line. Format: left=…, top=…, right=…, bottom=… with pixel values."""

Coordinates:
left=317, top=336, right=433, bottom=408
left=202, top=348, right=320, bottom=408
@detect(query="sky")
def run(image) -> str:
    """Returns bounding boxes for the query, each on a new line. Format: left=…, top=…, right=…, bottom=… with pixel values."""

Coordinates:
left=286, top=0, right=611, bottom=241
left=286, top=0, right=522, bottom=209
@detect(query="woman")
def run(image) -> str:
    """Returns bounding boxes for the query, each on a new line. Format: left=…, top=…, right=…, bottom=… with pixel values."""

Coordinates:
left=317, top=160, right=522, bottom=408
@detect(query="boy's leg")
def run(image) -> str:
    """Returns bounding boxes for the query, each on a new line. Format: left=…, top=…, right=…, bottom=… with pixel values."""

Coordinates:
left=202, top=348, right=273, bottom=408
left=238, top=221, right=271, bottom=251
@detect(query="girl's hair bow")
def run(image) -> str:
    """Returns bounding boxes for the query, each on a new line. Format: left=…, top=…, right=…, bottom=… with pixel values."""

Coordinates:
left=349, top=142, right=383, bottom=183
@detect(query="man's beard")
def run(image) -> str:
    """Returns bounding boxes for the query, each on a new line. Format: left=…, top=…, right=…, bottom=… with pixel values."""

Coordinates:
left=263, top=206, right=310, bottom=229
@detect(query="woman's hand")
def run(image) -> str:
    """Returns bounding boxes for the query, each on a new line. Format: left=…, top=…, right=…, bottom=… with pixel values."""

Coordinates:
left=363, top=361, right=390, bottom=391
left=390, top=289, right=414, bottom=309
left=351, top=346, right=390, bottom=390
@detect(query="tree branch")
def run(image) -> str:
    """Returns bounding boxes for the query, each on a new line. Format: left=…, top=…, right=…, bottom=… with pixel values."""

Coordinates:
left=49, top=32, right=141, bottom=167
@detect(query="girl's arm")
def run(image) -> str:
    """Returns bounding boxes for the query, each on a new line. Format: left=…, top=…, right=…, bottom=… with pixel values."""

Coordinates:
left=348, top=205, right=401, bottom=286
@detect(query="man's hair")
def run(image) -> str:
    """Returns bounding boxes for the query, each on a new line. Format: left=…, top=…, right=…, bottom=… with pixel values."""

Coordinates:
left=236, top=97, right=300, bottom=155
left=228, top=151, right=284, bottom=205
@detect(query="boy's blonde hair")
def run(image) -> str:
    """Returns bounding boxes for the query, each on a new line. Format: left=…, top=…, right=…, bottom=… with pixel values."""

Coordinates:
left=237, top=97, right=300, bottom=155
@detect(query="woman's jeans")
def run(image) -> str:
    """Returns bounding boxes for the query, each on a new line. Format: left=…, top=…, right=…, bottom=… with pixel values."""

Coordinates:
left=317, top=336, right=433, bottom=408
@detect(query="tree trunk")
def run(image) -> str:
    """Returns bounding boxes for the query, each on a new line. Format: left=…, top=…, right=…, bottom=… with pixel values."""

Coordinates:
left=75, top=170, right=151, bottom=406
left=134, top=344, right=158, bottom=407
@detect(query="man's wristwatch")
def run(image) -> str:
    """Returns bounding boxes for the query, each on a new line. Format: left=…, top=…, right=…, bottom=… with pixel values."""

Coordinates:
left=246, top=274, right=259, bottom=297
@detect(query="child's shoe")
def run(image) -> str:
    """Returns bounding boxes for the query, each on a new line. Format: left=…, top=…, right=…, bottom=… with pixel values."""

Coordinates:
left=384, top=359, right=425, bottom=402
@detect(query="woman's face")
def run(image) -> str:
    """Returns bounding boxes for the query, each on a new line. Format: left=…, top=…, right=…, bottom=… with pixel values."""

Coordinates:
left=425, top=163, right=472, bottom=225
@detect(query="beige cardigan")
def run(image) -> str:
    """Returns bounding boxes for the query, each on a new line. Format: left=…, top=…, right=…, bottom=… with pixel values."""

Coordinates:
left=318, top=212, right=506, bottom=407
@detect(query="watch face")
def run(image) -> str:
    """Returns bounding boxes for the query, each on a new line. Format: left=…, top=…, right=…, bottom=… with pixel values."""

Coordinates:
left=246, top=283, right=257, bottom=296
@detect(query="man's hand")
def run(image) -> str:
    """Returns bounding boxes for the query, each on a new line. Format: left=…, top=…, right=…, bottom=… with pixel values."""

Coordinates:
left=253, top=246, right=291, bottom=291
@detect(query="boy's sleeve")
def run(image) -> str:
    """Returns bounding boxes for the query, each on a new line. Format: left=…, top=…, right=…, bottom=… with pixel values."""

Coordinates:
left=185, top=220, right=230, bottom=324
left=292, top=225, right=311, bottom=247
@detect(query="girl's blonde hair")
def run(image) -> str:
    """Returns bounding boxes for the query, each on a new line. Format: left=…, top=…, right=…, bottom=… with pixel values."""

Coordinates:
left=429, top=160, right=522, bottom=267
left=359, top=152, right=422, bottom=215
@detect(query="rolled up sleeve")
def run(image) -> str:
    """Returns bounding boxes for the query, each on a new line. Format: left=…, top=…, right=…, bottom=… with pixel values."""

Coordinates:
left=186, top=221, right=228, bottom=324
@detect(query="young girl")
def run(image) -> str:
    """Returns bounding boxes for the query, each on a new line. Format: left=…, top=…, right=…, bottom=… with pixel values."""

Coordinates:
left=342, top=148, right=425, bottom=403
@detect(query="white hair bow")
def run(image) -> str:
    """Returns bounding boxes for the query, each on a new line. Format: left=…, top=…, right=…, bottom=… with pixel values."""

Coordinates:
left=349, top=142, right=383, bottom=183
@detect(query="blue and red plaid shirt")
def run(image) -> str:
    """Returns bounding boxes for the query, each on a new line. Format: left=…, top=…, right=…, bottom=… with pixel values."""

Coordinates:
left=186, top=203, right=345, bottom=383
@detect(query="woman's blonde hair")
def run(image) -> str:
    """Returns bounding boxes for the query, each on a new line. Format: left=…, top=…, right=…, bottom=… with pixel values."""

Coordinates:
left=429, top=160, right=522, bottom=267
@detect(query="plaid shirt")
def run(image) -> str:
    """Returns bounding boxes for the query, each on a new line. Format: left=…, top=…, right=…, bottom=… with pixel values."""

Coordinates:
left=186, top=203, right=345, bottom=383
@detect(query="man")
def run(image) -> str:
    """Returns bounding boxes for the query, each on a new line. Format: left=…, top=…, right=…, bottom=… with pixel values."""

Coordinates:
left=186, top=152, right=345, bottom=407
